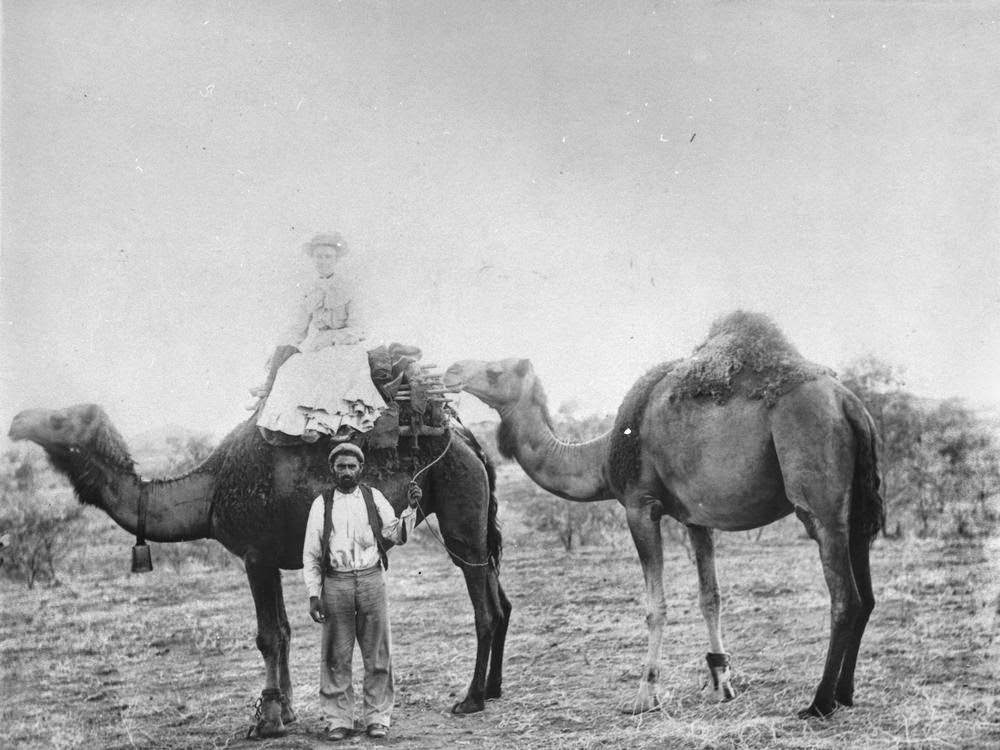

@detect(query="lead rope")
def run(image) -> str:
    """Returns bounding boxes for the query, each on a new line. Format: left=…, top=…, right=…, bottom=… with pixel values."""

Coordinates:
left=408, top=428, right=493, bottom=568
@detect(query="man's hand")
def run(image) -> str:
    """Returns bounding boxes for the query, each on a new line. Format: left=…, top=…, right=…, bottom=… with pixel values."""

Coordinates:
left=309, top=596, right=326, bottom=624
left=407, top=481, right=422, bottom=508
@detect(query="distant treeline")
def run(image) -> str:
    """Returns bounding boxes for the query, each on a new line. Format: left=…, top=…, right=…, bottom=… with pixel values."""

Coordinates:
left=2, top=361, right=997, bottom=586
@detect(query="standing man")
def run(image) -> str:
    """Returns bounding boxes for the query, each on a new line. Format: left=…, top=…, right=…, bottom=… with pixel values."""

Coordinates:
left=303, top=442, right=421, bottom=741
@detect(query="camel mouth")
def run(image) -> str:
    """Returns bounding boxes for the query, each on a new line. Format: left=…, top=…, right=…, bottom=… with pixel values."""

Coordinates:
left=442, top=367, right=465, bottom=392
left=8, top=416, right=30, bottom=441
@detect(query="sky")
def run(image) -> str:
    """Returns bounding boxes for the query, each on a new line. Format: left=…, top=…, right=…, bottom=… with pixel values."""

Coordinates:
left=2, top=1, right=999, bottom=440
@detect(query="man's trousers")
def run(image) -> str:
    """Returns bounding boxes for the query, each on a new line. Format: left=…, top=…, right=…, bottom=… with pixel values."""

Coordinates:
left=319, top=565, right=394, bottom=729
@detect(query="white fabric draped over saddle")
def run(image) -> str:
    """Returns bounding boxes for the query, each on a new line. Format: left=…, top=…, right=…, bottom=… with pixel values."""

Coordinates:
left=256, top=346, right=387, bottom=437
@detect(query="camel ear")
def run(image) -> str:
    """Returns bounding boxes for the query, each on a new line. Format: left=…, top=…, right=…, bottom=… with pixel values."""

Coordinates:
left=81, top=404, right=99, bottom=425
left=515, top=358, right=531, bottom=376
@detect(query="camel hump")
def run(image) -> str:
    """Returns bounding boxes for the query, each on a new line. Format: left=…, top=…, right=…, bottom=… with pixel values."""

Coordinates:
left=672, top=310, right=834, bottom=406
left=607, top=311, right=835, bottom=492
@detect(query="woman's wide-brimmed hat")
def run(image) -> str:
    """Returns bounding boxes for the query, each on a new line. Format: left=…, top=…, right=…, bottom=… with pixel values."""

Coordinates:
left=302, top=232, right=349, bottom=257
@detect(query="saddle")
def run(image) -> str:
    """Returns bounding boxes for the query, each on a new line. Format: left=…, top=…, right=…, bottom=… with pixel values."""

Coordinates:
left=366, top=342, right=452, bottom=449
left=255, top=342, right=455, bottom=455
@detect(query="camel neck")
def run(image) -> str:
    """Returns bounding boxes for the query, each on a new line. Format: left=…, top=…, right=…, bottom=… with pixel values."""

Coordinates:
left=60, top=450, right=214, bottom=542
left=498, top=402, right=614, bottom=502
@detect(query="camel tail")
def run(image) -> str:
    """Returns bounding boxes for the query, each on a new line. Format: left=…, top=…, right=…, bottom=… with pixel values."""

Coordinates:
left=843, top=393, right=885, bottom=545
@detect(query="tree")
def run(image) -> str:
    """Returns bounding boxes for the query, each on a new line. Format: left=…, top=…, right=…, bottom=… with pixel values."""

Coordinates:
left=841, top=356, right=1000, bottom=538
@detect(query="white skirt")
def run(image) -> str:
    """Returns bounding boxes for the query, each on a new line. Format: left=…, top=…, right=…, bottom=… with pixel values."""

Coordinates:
left=256, top=345, right=386, bottom=437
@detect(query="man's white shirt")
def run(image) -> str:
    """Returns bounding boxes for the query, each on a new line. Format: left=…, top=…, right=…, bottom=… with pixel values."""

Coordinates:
left=302, top=485, right=416, bottom=598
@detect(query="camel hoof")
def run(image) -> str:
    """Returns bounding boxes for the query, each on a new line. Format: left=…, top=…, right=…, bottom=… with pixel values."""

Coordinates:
left=254, top=717, right=287, bottom=738
left=484, top=682, right=502, bottom=700
left=281, top=704, right=298, bottom=724
left=252, top=690, right=287, bottom=738
left=834, top=691, right=854, bottom=708
left=710, top=683, right=736, bottom=702
left=451, top=696, right=485, bottom=715
left=703, top=679, right=737, bottom=703
left=705, top=653, right=736, bottom=703
left=797, top=702, right=838, bottom=719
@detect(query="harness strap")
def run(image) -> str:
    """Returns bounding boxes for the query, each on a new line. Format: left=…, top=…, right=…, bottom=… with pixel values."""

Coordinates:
left=136, top=490, right=147, bottom=546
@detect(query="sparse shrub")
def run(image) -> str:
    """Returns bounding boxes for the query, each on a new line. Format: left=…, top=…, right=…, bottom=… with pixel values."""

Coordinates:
left=841, top=357, right=1000, bottom=539
left=164, top=433, right=215, bottom=474
left=153, top=538, right=238, bottom=572
left=532, top=499, right=624, bottom=551
left=523, top=403, right=627, bottom=549
left=0, top=488, right=83, bottom=588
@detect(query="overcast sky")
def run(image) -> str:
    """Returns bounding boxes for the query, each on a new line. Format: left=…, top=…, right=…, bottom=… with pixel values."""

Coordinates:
left=3, top=1, right=999, bottom=439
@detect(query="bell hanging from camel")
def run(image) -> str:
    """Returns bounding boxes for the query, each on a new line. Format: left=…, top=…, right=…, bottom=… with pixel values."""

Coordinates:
left=131, top=541, right=153, bottom=573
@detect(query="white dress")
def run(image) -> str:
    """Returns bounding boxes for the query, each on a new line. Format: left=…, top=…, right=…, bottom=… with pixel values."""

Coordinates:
left=256, top=274, right=386, bottom=437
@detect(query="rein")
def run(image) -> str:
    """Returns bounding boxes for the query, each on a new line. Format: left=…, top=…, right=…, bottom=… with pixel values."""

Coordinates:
left=409, top=429, right=493, bottom=569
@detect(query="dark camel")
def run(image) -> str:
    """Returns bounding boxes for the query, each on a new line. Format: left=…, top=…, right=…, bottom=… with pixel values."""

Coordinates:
left=445, top=312, right=883, bottom=718
left=8, top=407, right=511, bottom=737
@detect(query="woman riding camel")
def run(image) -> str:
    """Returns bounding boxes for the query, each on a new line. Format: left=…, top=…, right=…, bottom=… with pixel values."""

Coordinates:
left=251, top=232, right=387, bottom=443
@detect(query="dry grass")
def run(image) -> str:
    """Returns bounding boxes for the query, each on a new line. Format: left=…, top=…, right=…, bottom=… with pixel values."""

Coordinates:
left=1, top=468, right=997, bottom=749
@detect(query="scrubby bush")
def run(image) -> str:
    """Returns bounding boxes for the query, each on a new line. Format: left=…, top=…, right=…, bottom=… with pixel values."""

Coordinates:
left=525, top=404, right=627, bottom=550
left=163, top=433, right=215, bottom=474
left=532, top=499, right=625, bottom=551
left=153, top=538, right=237, bottom=572
left=0, top=488, right=83, bottom=588
left=841, top=357, right=1000, bottom=538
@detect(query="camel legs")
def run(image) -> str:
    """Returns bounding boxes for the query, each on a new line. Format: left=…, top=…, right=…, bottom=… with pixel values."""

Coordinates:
left=835, top=530, right=876, bottom=707
left=450, top=561, right=509, bottom=714
left=245, top=556, right=293, bottom=738
left=623, top=493, right=666, bottom=714
left=687, top=525, right=736, bottom=702
left=772, top=402, right=863, bottom=718
left=274, top=577, right=297, bottom=723
left=795, top=515, right=862, bottom=718
left=429, top=443, right=510, bottom=716
left=485, top=579, right=512, bottom=700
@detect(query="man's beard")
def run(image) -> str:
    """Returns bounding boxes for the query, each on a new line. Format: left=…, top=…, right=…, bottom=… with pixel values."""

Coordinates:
left=335, top=475, right=359, bottom=492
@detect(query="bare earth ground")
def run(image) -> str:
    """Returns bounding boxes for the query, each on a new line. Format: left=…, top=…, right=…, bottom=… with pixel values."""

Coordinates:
left=2, top=466, right=998, bottom=749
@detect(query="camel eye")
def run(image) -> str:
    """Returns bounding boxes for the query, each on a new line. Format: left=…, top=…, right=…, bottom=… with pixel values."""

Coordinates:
left=50, top=415, right=66, bottom=430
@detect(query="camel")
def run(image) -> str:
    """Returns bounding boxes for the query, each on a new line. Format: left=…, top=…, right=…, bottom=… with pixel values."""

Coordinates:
left=444, top=311, right=883, bottom=719
left=8, top=406, right=511, bottom=737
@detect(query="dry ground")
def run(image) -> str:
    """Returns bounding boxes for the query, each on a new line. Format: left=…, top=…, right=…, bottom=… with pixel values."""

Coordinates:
left=2, top=466, right=998, bottom=749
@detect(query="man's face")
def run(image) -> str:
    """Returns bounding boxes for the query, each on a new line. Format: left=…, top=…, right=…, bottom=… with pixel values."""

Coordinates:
left=331, top=455, right=362, bottom=491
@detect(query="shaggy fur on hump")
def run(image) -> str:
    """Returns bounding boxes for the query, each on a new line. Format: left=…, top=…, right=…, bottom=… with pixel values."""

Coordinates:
left=672, top=310, right=833, bottom=405
left=607, top=311, right=833, bottom=492
left=212, top=418, right=275, bottom=513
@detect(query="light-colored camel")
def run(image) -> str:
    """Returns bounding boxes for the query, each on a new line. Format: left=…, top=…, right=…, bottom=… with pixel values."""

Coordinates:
left=8, top=407, right=510, bottom=737
left=444, top=314, right=883, bottom=718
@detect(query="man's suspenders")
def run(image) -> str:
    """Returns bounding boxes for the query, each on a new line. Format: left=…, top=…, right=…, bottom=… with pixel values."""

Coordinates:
left=320, top=485, right=390, bottom=577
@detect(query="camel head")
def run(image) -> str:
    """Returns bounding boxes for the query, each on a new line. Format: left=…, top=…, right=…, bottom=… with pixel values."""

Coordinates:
left=8, top=404, right=132, bottom=469
left=444, top=358, right=536, bottom=409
